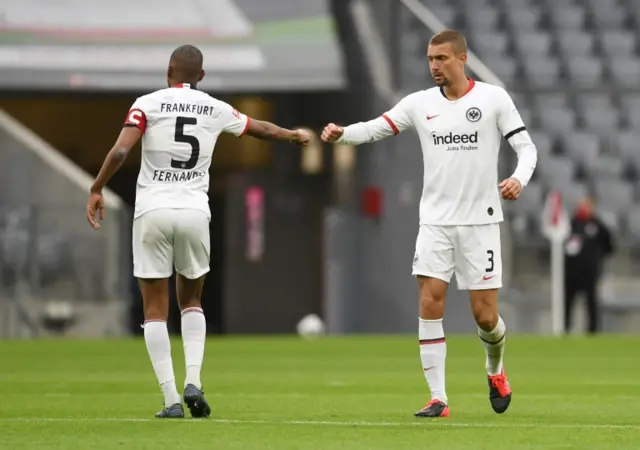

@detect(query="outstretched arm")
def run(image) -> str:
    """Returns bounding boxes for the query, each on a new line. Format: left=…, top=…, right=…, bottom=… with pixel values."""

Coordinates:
left=321, top=94, right=415, bottom=145
left=219, top=101, right=310, bottom=145
left=246, top=118, right=310, bottom=145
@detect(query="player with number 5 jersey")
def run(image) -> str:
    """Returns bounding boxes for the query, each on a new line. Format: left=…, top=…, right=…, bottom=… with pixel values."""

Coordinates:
left=86, top=45, right=310, bottom=419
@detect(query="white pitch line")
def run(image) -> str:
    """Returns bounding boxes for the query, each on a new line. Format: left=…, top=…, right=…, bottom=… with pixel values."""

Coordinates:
left=1, top=417, right=639, bottom=430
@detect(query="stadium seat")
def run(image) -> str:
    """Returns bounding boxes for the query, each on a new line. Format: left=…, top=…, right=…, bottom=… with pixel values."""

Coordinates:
left=514, top=32, right=552, bottom=56
left=551, top=6, right=587, bottom=30
left=538, top=108, right=577, bottom=134
left=588, top=156, right=626, bottom=181
left=590, top=7, right=628, bottom=30
left=512, top=181, right=544, bottom=216
left=600, top=31, right=636, bottom=56
left=561, top=132, right=600, bottom=169
left=522, top=56, right=561, bottom=88
left=462, top=8, right=498, bottom=31
left=575, top=92, right=614, bottom=110
left=430, top=5, right=457, bottom=26
left=537, top=156, right=576, bottom=187
left=529, top=130, right=554, bottom=158
left=470, top=31, right=510, bottom=57
left=609, top=57, right=640, bottom=88
left=532, top=93, right=570, bottom=111
left=625, top=207, right=640, bottom=241
left=504, top=7, right=542, bottom=31
left=557, top=31, right=596, bottom=57
left=616, top=132, right=640, bottom=173
left=582, top=107, right=621, bottom=136
left=483, top=56, right=518, bottom=85
left=566, top=57, right=604, bottom=88
left=594, top=180, right=635, bottom=214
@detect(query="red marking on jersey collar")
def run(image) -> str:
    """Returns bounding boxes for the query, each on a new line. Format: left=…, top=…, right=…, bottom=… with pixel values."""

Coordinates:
left=440, top=77, right=475, bottom=101
left=173, top=83, right=192, bottom=88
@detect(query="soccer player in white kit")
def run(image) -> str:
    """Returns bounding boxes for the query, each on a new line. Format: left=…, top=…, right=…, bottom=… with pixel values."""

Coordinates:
left=321, top=30, right=537, bottom=417
left=86, top=45, right=310, bottom=419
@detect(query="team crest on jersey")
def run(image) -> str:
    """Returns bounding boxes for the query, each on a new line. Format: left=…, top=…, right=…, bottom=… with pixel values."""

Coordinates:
left=466, top=107, right=482, bottom=123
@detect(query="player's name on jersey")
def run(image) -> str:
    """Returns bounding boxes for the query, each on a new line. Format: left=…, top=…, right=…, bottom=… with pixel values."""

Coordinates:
left=160, top=103, right=216, bottom=115
left=153, top=170, right=205, bottom=182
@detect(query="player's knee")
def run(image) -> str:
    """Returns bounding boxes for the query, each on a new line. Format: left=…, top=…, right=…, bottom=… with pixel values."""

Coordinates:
left=474, top=310, right=499, bottom=331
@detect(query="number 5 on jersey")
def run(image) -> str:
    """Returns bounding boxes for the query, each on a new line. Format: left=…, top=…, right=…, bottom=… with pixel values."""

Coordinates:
left=172, top=116, right=200, bottom=170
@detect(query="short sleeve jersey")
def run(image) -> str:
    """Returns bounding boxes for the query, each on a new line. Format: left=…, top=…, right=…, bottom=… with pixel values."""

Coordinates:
left=124, top=83, right=250, bottom=219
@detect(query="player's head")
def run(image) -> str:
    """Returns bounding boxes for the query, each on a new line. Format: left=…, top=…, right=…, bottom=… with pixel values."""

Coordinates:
left=427, top=30, right=468, bottom=87
left=167, top=45, right=205, bottom=87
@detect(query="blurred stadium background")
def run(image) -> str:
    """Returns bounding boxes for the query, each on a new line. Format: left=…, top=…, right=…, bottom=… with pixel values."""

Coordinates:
left=0, top=0, right=639, bottom=339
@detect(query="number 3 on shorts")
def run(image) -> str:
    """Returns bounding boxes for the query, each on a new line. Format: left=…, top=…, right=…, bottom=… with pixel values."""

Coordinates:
left=486, top=250, right=494, bottom=273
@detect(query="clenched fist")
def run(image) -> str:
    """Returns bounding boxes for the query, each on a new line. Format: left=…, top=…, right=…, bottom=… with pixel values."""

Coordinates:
left=499, top=177, right=522, bottom=201
left=321, top=123, right=344, bottom=143
left=292, top=129, right=312, bottom=146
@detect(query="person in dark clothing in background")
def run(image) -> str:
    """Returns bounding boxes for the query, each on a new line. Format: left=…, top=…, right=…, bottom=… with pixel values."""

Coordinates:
left=564, top=197, right=615, bottom=334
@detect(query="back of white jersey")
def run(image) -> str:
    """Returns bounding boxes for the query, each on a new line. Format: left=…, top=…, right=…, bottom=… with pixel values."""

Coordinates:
left=382, top=80, right=527, bottom=225
left=124, top=84, right=249, bottom=219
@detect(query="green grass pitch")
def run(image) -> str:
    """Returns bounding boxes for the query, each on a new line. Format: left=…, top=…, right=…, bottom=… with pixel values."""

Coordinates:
left=1, top=335, right=639, bottom=449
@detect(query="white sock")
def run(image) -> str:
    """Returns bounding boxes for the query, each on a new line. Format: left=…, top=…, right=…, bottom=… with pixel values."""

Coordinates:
left=478, top=316, right=506, bottom=376
left=144, top=320, right=181, bottom=406
left=181, top=307, right=206, bottom=390
left=419, top=318, right=447, bottom=405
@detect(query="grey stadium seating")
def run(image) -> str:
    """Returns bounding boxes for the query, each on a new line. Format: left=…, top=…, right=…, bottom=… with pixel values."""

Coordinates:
left=400, top=0, right=640, bottom=253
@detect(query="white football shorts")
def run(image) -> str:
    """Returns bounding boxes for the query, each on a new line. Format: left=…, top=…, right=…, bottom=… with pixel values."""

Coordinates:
left=132, top=208, right=210, bottom=279
left=412, top=223, right=502, bottom=290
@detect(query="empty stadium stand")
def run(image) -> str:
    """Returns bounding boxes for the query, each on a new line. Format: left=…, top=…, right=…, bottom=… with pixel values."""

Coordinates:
left=398, top=0, right=640, bottom=319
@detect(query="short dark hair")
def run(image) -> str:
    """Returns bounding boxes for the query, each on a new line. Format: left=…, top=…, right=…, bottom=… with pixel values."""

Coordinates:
left=169, top=45, right=203, bottom=78
left=429, top=30, right=467, bottom=54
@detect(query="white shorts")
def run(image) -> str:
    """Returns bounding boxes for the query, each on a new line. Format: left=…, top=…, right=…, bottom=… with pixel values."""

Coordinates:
left=412, top=224, right=502, bottom=290
left=132, top=208, right=210, bottom=280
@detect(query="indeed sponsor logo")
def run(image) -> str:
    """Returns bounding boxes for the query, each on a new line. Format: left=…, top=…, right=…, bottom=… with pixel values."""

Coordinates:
left=431, top=131, right=478, bottom=145
left=431, top=131, right=479, bottom=151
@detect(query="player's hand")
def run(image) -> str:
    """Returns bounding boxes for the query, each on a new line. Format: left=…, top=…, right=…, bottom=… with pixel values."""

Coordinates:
left=499, top=177, right=522, bottom=201
left=321, top=123, right=344, bottom=143
left=291, top=129, right=312, bottom=146
left=86, top=191, right=105, bottom=229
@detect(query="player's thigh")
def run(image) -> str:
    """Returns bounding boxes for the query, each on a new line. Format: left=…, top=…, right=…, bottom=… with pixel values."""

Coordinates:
left=454, top=223, right=502, bottom=290
left=173, top=209, right=211, bottom=280
left=412, top=225, right=455, bottom=283
left=132, top=210, right=174, bottom=279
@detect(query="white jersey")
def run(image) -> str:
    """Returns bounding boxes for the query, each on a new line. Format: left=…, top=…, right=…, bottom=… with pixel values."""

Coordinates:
left=338, top=79, right=537, bottom=226
left=124, top=83, right=249, bottom=219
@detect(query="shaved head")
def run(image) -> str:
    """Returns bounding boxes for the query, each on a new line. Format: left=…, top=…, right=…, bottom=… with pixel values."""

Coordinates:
left=167, top=44, right=205, bottom=87
left=429, top=30, right=467, bottom=55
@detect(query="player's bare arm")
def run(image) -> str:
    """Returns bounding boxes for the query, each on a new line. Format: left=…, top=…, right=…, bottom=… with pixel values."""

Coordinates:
left=86, top=126, right=142, bottom=229
left=245, top=119, right=311, bottom=146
